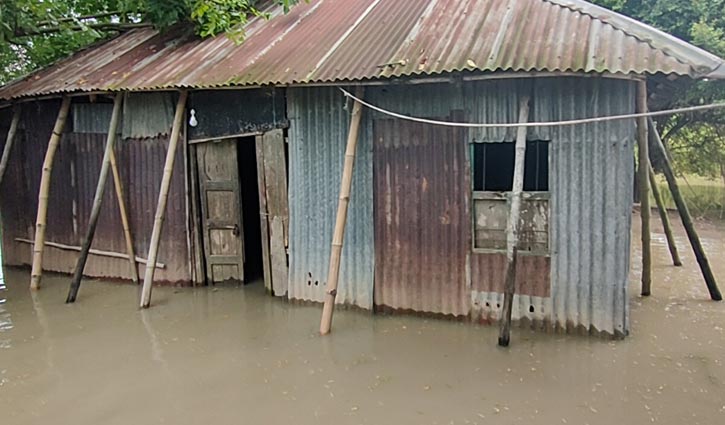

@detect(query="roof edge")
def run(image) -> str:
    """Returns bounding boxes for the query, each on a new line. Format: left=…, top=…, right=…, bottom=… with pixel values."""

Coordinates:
left=544, top=0, right=725, bottom=78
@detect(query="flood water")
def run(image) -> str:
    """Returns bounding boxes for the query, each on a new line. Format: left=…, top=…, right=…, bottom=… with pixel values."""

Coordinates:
left=1, top=212, right=724, bottom=425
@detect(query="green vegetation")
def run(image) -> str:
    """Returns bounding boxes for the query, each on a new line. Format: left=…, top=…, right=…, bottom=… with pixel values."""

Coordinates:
left=0, top=1, right=300, bottom=84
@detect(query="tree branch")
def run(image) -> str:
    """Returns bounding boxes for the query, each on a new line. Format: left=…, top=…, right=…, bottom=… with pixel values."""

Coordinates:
left=36, top=11, right=129, bottom=27
left=14, top=22, right=151, bottom=37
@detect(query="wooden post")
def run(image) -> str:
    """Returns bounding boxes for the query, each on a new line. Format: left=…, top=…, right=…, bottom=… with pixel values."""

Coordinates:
left=30, top=96, right=71, bottom=290
left=498, top=96, right=530, bottom=347
left=648, top=164, right=682, bottom=267
left=648, top=118, right=722, bottom=301
left=139, top=90, right=188, bottom=308
left=637, top=81, right=652, bottom=297
left=67, top=94, right=124, bottom=303
left=109, top=147, right=140, bottom=283
left=320, top=87, right=365, bottom=335
left=0, top=106, right=20, bottom=187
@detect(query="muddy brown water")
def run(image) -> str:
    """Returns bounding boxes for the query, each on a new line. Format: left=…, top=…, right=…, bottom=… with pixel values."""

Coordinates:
left=1, top=212, right=724, bottom=425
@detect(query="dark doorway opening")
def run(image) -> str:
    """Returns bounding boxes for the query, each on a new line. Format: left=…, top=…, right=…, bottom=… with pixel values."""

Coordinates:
left=237, top=137, right=263, bottom=282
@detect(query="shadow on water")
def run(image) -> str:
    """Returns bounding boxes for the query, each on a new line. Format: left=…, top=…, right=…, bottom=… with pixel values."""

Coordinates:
left=0, top=212, right=724, bottom=425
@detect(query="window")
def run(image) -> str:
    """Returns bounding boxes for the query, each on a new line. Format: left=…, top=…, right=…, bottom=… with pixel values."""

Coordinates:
left=472, top=141, right=550, bottom=255
left=472, top=141, right=549, bottom=192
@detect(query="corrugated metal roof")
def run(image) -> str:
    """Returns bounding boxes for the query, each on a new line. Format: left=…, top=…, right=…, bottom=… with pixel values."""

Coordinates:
left=1, top=0, right=722, bottom=100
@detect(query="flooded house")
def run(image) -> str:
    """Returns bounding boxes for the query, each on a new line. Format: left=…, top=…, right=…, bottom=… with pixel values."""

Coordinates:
left=0, top=0, right=723, bottom=338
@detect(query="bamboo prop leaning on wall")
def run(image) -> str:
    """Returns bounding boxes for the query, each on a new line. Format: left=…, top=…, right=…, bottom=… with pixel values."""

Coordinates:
left=0, top=106, right=20, bottom=187
left=320, top=87, right=365, bottom=335
left=648, top=164, right=682, bottom=267
left=109, top=145, right=140, bottom=284
left=648, top=118, right=722, bottom=301
left=498, top=96, right=530, bottom=347
left=67, top=93, right=124, bottom=303
left=30, top=96, right=72, bottom=290
left=637, top=81, right=652, bottom=297
left=140, top=90, right=188, bottom=308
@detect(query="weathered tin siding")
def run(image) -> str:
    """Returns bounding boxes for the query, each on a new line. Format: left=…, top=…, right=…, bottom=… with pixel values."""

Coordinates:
left=0, top=100, right=191, bottom=284
left=288, top=77, right=634, bottom=336
left=287, top=87, right=374, bottom=308
left=373, top=119, right=470, bottom=316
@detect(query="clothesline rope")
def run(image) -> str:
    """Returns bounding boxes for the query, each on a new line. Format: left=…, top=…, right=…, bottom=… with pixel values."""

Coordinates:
left=339, top=87, right=725, bottom=128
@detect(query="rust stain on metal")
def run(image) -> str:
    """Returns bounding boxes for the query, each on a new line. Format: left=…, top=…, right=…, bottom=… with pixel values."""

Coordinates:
left=373, top=118, right=470, bottom=316
left=470, top=253, right=551, bottom=297
left=2, top=0, right=723, bottom=100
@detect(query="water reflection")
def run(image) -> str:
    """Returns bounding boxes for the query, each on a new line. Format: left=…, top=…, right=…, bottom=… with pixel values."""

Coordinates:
left=0, top=253, right=13, bottom=345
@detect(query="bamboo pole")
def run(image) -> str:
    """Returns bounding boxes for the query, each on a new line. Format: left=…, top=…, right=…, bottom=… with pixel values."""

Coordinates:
left=637, top=81, right=652, bottom=297
left=67, top=94, right=124, bottom=303
left=109, top=147, right=139, bottom=283
left=30, top=96, right=71, bottom=290
left=319, top=87, right=365, bottom=335
left=648, top=164, right=682, bottom=267
left=498, top=96, right=530, bottom=348
left=0, top=106, right=20, bottom=187
left=139, top=90, right=188, bottom=308
left=648, top=118, right=722, bottom=301
left=15, top=238, right=165, bottom=268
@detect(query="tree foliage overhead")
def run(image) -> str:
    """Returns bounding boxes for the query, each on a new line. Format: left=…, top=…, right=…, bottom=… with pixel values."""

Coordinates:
left=0, top=1, right=300, bottom=83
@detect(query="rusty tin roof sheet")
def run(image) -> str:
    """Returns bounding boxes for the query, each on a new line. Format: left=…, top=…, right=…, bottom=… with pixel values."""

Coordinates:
left=2, top=0, right=724, bottom=100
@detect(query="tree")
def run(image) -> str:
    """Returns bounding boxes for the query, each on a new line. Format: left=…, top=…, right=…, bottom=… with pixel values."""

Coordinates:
left=0, top=1, right=300, bottom=84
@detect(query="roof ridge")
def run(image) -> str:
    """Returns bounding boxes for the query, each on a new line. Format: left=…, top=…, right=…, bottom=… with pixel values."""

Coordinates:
left=541, top=0, right=723, bottom=77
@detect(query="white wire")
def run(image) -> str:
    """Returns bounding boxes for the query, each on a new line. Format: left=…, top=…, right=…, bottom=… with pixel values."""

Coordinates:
left=339, top=87, right=725, bottom=128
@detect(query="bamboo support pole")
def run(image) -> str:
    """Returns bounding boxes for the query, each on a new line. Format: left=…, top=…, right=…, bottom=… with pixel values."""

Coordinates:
left=637, top=81, right=652, bottom=297
left=648, top=118, right=722, bottom=301
left=319, top=87, right=365, bottom=335
left=648, top=164, right=682, bottom=267
left=498, top=96, right=530, bottom=347
left=30, top=96, right=71, bottom=290
left=109, top=147, right=139, bottom=283
left=139, top=91, right=188, bottom=308
left=67, top=94, right=123, bottom=303
left=0, top=106, right=20, bottom=187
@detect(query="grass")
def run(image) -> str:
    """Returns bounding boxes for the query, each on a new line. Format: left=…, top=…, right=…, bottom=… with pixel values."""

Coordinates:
left=652, top=174, right=725, bottom=220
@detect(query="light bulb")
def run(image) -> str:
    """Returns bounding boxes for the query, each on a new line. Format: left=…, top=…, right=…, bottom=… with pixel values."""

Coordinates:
left=189, top=109, right=198, bottom=127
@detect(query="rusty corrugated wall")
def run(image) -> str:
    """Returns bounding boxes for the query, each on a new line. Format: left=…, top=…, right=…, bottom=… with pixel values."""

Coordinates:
left=287, top=77, right=634, bottom=336
left=0, top=100, right=191, bottom=284
left=373, top=118, right=470, bottom=316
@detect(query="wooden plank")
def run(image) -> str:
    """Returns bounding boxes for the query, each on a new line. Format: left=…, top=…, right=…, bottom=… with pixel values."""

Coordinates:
left=648, top=118, right=721, bottom=301
left=498, top=96, right=530, bottom=347
left=255, top=135, right=272, bottom=292
left=261, top=129, right=289, bottom=296
left=188, top=143, right=206, bottom=286
left=15, top=238, right=165, bottom=268
left=270, top=216, right=288, bottom=296
left=30, top=96, right=71, bottom=290
left=0, top=105, right=20, bottom=187
left=637, top=80, right=652, bottom=296
left=67, top=93, right=124, bottom=303
left=648, top=164, right=682, bottom=267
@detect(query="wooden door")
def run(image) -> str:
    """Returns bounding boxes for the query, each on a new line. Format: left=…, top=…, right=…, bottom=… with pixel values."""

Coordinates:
left=197, top=139, right=245, bottom=284
left=255, top=130, right=289, bottom=296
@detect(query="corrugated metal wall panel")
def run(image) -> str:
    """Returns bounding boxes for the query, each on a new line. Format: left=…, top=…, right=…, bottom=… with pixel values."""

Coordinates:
left=287, top=87, right=374, bottom=308
left=545, top=78, right=635, bottom=336
left=373, top=118, right=471, bottom=316
left=0, top=99, right=192, bottom=285
left=284, top=77, right=635, bottom=336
